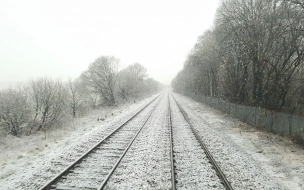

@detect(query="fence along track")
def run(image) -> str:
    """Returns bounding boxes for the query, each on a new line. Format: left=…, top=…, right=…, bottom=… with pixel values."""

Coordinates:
left=168, top=94, right=176, bottom=190
left=39, top=93, right=163, bottom=190
left=170, top=93, right=234, bottom=190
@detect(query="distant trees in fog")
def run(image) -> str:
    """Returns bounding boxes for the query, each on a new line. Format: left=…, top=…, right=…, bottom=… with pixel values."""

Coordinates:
left=172, top=0, right=304, bottom=114
left=80, top=56, right=163, bottom=106
left=117, top=63, right=148, bottom=100
left=0, top=56, right=163, bottom=137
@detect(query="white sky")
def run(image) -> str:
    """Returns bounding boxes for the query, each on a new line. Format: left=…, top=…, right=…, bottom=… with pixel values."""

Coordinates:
left=0, top=0, right=220, bottom=86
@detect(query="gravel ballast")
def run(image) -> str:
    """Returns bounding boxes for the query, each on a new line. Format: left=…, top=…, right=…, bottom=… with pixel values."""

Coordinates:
left=173, top=93, right=284, bottom=190
left=104, top=94, right=171, bottom=189
left=2, top=91, right=299, bottom=189
left=170, top=94, right=225, bottom=189
left=55, top=101, right=160, bottom=189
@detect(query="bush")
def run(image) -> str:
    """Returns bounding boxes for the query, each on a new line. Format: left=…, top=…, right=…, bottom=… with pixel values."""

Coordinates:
left=0, top=87, right=30, bottom=136
left=28, top=78, right=66, bottom=136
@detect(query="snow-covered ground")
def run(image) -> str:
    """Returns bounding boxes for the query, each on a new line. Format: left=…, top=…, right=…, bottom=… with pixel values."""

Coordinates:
left=1, top=91, right=303, bottom=190
left=174, top=93, right=304, bottom=190
left=0, top=94, right=160, bottom=190
left=54, top=96, right=161, bottom=189
left=104, top=93, right=171, bottom=189
left=169, top=94, right=225, bottom=189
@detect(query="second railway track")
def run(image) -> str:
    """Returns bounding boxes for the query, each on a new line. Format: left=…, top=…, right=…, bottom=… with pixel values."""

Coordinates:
left=169, top=93, right=233, bottom=190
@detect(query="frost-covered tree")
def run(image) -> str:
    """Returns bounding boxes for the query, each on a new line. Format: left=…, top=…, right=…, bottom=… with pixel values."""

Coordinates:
left=117, top=63, right=147, bottom=100
left=215, top=0, right=304, bottom=109
left=172, top=30, right=220, bottom=98
left=28, top=78, right=66, bottom=135
left=66, top=79, right=84, bottom=117
left=143, top=78, right=164, bottom=95
left=172, top=0, right=304, bottom=113
left=0, top=87, right=30, bottom=136
left=81, top=56, right=119, bottom=106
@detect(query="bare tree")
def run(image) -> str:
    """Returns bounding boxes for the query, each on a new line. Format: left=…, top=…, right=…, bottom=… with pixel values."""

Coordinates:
left=285, top=0, right=304, bottom=8
left=0, top=87, right=30, bottom=136
left=82, top=56, right=119, bottom=106
left=171, top=30, right=220, bottom=98
left=127, top=63, right=148, bottom=82
left=28, top=78, right=66, bottom=137
left=66, top=79, right=83, bottom=117
left=72, top=77, right=99, bottom=110
left=117, top=63, right=148, bottom=100
left=143, top=78, right=163, bottom=94
left=215, top=0, right=304, bottom=109
left=172, top=0, right=304, bottom=114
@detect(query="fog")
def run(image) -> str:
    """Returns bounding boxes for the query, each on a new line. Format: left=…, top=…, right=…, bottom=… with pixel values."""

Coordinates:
left=0, top=0, right=220, bottom=86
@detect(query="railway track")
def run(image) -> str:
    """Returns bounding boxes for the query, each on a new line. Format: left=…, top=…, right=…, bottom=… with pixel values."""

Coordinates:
left=39, top=92, right=233, bottom=190
left=169, top=93, right=234, bottom=190
left=168, top=94, right=176, bottom=190
left=39, top=94, right=163, bottom=190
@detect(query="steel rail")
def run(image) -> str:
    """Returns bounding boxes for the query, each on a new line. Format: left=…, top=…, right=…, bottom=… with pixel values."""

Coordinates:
left=39, top=93, right=163, bottom=190
left=97, top=93, right=163, bottom=189
left=168, top=94, right=177, bottom=190
left=170, top=93, right=234, bottom=190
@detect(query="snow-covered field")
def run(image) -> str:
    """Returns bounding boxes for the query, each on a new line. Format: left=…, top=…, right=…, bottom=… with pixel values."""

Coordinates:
left=0, top=91, right=303, bottom=190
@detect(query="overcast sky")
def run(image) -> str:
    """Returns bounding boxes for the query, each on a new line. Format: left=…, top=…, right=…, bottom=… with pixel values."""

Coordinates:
left=0, top=0, right=220, bottom=86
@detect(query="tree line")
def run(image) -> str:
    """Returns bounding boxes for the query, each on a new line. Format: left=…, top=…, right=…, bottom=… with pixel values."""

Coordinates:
left=172, top=0, right=304, bottom=114
left=0, top=56, right=164, bottom=137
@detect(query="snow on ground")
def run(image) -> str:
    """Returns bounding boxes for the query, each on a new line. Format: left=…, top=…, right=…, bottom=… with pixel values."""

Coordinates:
left=0, top=94, right=160, bottom=190
left=1, top=91, right=303, bottom=190
left=54, top=96, right=161, bottom=189
left=174, top=93, right=304, bottom=190
left=105, top=93, right=171, bottom=189
left=169, top=94, right=225, bottom=189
